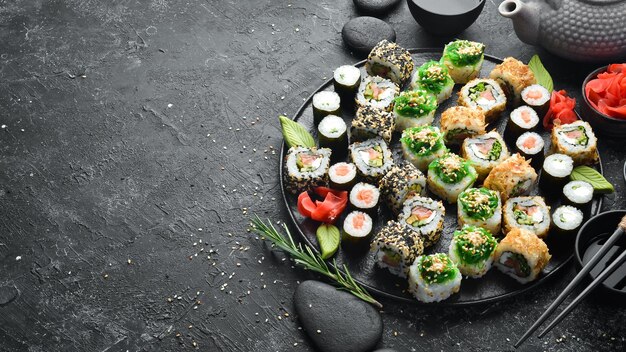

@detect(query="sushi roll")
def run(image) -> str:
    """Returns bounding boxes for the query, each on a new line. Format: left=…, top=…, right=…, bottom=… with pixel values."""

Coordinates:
left=329, top=162, right=358, bottom=191
left=349, top=182, right=380, bottom=216
left=427, top=153, right=477, bottom=203
left=550, top=120, right=599, bottom=165
left=399, top=196, right=445, bottom=247
left=312, top=91, right=341, bottom=125
left=449, top=225, right=498, bottom=278
left=440, top=106, right=486, bottom=146
left=400, top=126, right=448, bottom=172
left=488, top=57, right=537, bottom=107
left=521, top=84, right=551, bottom=117
left=371, top=221, right=424, bottom=277
left=378, top=162, right=427, bottom=215
left=515, top=132, right=544, bottom=170
left=333, top=65, right=361, bottom=99
left=408, top=253, right=462, bottom=303
left=393, top=88, right=438, bottom=131
left=457, top=187, right=502, bottom=235
left=365, top=40, right=414, bottom=85
left=410, top=60, right=455, bottom=103
left=351, top=105, right=395, bottom=144
left=539, top=153, right=574, bottom=196
left=284, top=147, right=331, bottom=194
left=458, top=78, right=507, bottom=123
left=483, top=154, right=538, bottom=202
left=460, top=131, right=509, bottom=181
left=495, top=227, right=551, bottom=284
left=505, top=106, right=539, bottom=144
left=562, top=180, right=594, bottom=217
left=318, top=115, right=347, bottom=156
left=441, top=40, right=485, bottom=84
left=349, top=138, right=394, bottom=183
left=355, top=75, right=400, bottom=112
left=551, top=205, right=584, bottom=237
left=502, top=196, right=551, bottom=238
left=342, top=211, right=374, bottom=247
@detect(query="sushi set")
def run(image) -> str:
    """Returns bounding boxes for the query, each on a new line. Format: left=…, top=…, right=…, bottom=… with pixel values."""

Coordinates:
left=279, top=41, right=605, bottom=305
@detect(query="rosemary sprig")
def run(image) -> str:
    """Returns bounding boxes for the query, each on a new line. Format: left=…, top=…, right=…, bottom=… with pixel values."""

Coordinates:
left=251, top=216, right=382, bottom=308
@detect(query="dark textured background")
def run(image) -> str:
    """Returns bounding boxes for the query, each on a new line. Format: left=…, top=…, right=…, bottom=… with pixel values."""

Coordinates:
left=0, top=1, right=624, bottom=351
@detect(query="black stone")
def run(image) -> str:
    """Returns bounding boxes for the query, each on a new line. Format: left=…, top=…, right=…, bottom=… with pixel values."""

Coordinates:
left=354, top=0, right=401, bottom=15
left=294, top=280, right=382, bottom=352
left=342, top=16, right=396, bottom=54
left=0, top=285, right=18, bottom=306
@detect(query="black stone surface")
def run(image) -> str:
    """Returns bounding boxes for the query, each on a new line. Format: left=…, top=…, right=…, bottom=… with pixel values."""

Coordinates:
left=0, top=1, right=624, bottom=351
left=342, top=17, right=397, bottom=54
left=0, top=285, right=19, bottom=306
left=353, top=0, right=401, bottom=15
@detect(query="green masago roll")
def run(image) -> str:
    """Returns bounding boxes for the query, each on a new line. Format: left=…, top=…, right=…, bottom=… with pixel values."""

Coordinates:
left=410, top=60, right=455, bottom=103
left=393, top=88, right=438, bottom=131
left=441, top=40, right=485, bottom=84
left=457, top=187, right=502, bottom=235
left=427, top=153, right=477, bottom=203
left=449, top=225, right=498, bottom=278
left=378, top=161, right=427, bottom=215
left=349, top=137, right=394, bottom=183
left=400, top=126, right=447, bottom=172
left=408, top=253, right=462, bottom=303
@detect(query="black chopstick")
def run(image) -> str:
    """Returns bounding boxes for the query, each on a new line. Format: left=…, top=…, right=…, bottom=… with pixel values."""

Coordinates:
left=514, top=215, right=626, bottom=348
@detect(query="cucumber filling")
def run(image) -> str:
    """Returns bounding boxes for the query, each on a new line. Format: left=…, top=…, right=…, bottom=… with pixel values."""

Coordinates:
left=500, top=251, right=531, bottom=278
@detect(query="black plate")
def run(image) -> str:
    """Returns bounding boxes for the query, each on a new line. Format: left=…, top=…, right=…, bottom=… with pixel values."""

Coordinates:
left=280, top=48, right=603, bottom=306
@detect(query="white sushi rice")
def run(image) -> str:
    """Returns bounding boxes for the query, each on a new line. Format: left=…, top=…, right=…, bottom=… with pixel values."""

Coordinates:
left=552, top=205, right=584, bottom=231
left=448, top=237, right=495, bottom=278
left=461, top=131, right=509, bottom=180
left=553, top=120, right=598, bottom=152
left=349, top=182, right=379, bottom=210
left=495, top=251, right=537, bottom=284
left=510, top=106, right=539, bottom=129
left=521, top=84, right=550, bottom=106
left=503, top=196, right=551, bottom=238
left=400, top=197, right=444, bottom=237
left=334, top=65, right=361, bottom=87
left=563, top=181, right=593, bottom=204
left=516, top=132, right=544, bottom=154
left=395, top=110, right=435, bottom=131
left=356, top=75, right=398, bottom=111
left=343, top=211, right=373, bottom=239
left=312, top=91, right=340, bottom=113
left=328, top=162, right=357, bottom=185
left=408, top=257, right=462, bottom=303
left=318, top=115, right=346, bottom=139
left=459, top=78, right=506, bottom=111
left=543, top=153, right=574, bottom=177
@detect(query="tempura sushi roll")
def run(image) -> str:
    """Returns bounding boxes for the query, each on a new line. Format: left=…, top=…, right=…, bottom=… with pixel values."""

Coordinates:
left=505, top=106, right=539, bottom=144
left=489, top=57, right=537, bottom=107
left=449, top=225, right=498, bottom=278
left=503, top=196, right=551, bottom=238
left=365, top=40, right=414, bottom=85
left=461, top=131, right=509, bottom=181
left=399, top=196, right=445, bottom=247
left=550, top=120, right=598, bottom=165
left=484, top=154, right=538, bottom=201
left=355, top=75, right=400, bottom=111
left=342, top=211, right=374, bottom=247
left=312, top=91, right=341, bottom=125
left=441, top=40, right=485, bottom=84
left=400, top=126, right=448, bottom=172
left=351, top=105, right=395, bottom=143
left=515, top=132, right=544, bottom=170
left=562, top=180, right=593, bottom=217
left=457, top=188, right=502, bottom=235
left=458, top=78, right=507, bottom=122
left=378, top=162, right=427, bottom=215
left=551, top=205, right=584, bottom=237
left=410, top=60, right=455, bottom=103
left=427, top=153, right=477, bottom=203
left=349, top=138, right=394, bottom=183
left=408, top=253, right=462, bottom=303
left=440, top=106, right=486, bottom=145
left=333, top=65, right=361, bottom=99
left=349, top=182, right=380, bottom=216
left=328, top=162, right=358, bottom=191
left=284, top=147, right=331, bottom=194
left=539, top=153, right=574, bottom=196
left=393, top=88, right=438, bottom=131
left=495, top=228, right=551, bottom=284
left=521, top=84, right=551, bottom=117
left=318, top=115, right=347, bottom=156
left=371, top=221, right=424, bottom=277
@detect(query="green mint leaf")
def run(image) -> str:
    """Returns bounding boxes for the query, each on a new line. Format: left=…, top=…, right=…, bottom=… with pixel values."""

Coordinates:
left=279, top=115, right=315, bottom=148
left=570, top=166, right=614, bottom=194
left=528, top=55, right=554, bottom=93
left=316, top=223, right=340, bottom=259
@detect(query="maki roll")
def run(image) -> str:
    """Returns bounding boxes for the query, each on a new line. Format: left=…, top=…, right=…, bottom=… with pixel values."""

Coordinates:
left=551, top=205, right=584, bottom=237
left=488, top=57, right=537, bottom=107
left=356, top=75, right=400, bottom=111
left=328, top=162, right=357, bottom=191
left=284, top=147, right=331, bottom=194
left=441, top=40, right=485, bottom=84
left=399, top=196, right=445, bottom=247
left=449, top=225, right=498, bottom=278
left=521, top=84, right=551, bottom=117
left=393, top=88, right=438, bottom=131
left=505, top=106, right=539, bottom=144
left=365, top=40, right=414, bottom=85
left=539, top=153, right=574, bottom=196
left=484, top=154, right=538, bottom=202
left=318, top=115, right=347, bottom=156
left=342, top=211, right=373, bottom=247
left=457, top=187, right=502, bottom=235
left=333, top=65, right=361, bottom=99
left=349, top=182, right=380, bottom=216
left=351, top=105, right=395, bottom=143
left=562, top=180, right=594, bottom=217
left=460, top=131, right=509, bottom=181
left=371, top=221, right=424, bottom=277
left=515, top=132, right=544, bottom=170
left=378, top=162, right=427, bottom=215
left=440, top=106, right=486, bottom=146
left=400, top=126, right=447, bottom=172
left=495, top=227, right=551, bottom=284
left=503, top=196, right=551, bottom=238
left=458, top=78, right=507, bottom=123
left=427, top=153, right=477, bottom=203
left=551, top=120, right=599, bottom=165
left=408, top=253, right=462, bottom=303
left=312, top=91, right=341, bottom=125
left=349, top=138, right=394, bottom=183
left=410, top=60, right=455, bottom=103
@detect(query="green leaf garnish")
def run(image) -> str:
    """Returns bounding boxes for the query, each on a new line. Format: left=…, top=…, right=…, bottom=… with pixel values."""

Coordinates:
left=528, top=55, right=553, bottom=93
left=279, top=115, right=315, bottom=148
left=570, top=166, right=614, bottom=194
left=316, top=223, right=340, bottom=259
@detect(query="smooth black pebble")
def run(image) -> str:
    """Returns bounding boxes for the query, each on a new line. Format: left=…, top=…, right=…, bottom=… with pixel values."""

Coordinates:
left=342, top=16, right=396, bottom=54
left=354, top=0, right=401, bottom=15
left=294, top=280, right=382, bottom=352
left=0, top=285, right=18, bottom=306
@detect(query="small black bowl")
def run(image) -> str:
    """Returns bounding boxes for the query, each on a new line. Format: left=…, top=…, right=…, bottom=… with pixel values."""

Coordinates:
left=406, top=0, right=485, bottom=36
left=575, top=210, right=626, bottom=305
left=580, top=66, right=626, bottom=138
